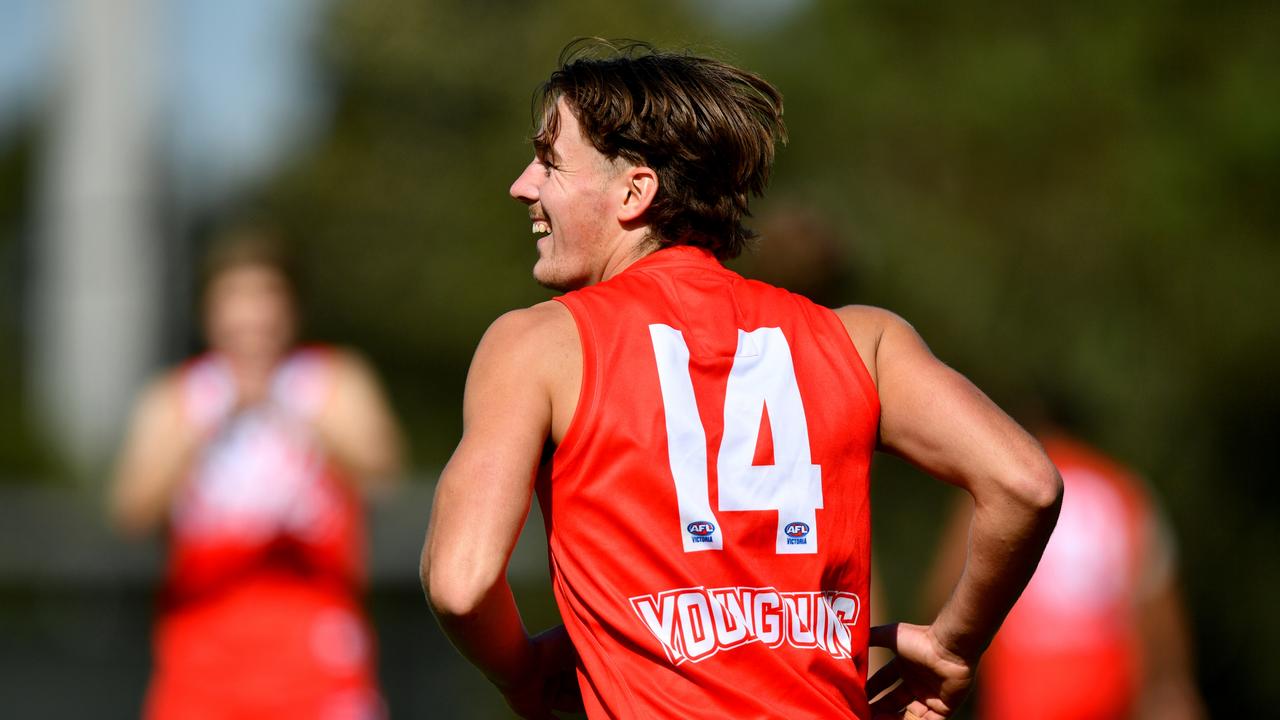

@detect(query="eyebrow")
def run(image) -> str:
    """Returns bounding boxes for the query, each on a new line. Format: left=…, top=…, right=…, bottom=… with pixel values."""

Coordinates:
left=533, top=133, right=560, bottom=166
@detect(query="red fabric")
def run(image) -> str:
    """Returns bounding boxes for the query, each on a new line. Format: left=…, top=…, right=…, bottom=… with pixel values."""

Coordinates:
left=147, top=349, right=381, bottom=720
left=547, top=246, right=879, bottom=719
left=147, top=577, right=382, bottom=720
left=979, top=436, right=1155, bottom=720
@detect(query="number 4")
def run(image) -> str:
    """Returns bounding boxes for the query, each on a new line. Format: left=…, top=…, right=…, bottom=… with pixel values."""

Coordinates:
left=649, top=325, right=823, bottom=555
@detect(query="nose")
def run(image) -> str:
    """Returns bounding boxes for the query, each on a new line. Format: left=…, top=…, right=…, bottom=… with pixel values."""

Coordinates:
left=509, top=158, right=541, bottom=204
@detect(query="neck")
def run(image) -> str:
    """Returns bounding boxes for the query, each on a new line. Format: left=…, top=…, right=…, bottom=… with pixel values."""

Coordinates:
left=222, top=349, right=286, bottom=377
left=597, top=232, right=660, bottom=284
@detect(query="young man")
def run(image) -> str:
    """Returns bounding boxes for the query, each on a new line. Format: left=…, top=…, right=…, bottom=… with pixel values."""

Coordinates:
left=422, top=41, right=1062, bottom=720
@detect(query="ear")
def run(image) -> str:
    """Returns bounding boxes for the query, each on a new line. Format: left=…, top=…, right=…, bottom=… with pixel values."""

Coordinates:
left=616, top=166, right=658, bottom=223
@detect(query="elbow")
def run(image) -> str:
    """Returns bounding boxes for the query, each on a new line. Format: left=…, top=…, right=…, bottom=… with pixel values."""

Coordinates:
left=112, top=512, right=149, bottom=539
left=1012, top=458, right=1064, bottom=524
left=1036, top=462, right=1065, bottom=515
left=425, top=575, right=491, bottom=621
left=360, top=467, right=403, bottom=503
left=980, top=455, right=1063, bottom=524
left=108, top=493, right=160, bottom=539
left=420, top=547, right=499, bottom=620
left=347, top=455, right=400, bottom=494
left=362, top=444, right=404, bottom=486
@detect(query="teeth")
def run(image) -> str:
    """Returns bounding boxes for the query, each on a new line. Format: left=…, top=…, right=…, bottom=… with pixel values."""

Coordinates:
left=532, top=220, right=551, bottom=235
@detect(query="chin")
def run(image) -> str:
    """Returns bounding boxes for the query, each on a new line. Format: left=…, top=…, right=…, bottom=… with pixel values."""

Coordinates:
left=532, top=260, right=586, bottom=292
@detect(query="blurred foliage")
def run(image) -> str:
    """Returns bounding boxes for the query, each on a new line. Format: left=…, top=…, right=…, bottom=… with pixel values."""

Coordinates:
left=253, top=0, right=1280, bottom=712
left=0, top=0, right=1230, bottom=713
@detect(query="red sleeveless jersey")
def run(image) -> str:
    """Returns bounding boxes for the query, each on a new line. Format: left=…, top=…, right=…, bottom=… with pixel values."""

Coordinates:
left=163, top=348, right=365, bottom=604
left=546, top=246, right=880, bottom=719
left=978, top=435, right=1166, bottom=720
left=148, top=347, right=383, bottom=719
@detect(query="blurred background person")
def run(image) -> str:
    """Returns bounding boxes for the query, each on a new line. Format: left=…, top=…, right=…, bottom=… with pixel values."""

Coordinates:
left=109, top=225, right=405, bottom=719
left=925, top=399, right=1206, bottom=720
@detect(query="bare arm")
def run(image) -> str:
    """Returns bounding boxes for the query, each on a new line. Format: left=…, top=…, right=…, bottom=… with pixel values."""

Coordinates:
left=109, top=376, right=202, bottom=537
left=421, top=302, right=580, bottom=718
left=839, top=306, right=1062, bottom=718
left=313, top=350, right=405, bottom=498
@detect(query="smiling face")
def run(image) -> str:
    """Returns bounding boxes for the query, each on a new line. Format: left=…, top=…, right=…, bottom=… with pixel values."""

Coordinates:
left=508, top=98, right=627, bottom=291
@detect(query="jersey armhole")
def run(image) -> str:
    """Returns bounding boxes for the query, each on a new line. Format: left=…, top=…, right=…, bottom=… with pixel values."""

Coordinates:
left=549, top=295, right=597, bottom=472
left=821, top=306, right=882, bottom=421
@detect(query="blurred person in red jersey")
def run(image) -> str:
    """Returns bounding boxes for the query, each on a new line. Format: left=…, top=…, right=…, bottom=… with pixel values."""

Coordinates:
left=421, top=40, right=1063, bottom=720
left=111, top=224, right=404, bottom=719
left=927, top=414, right=1206, bottom=720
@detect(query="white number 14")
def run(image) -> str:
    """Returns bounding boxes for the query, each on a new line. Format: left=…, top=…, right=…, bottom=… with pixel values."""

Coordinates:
left=649, top=325, right=823, bottom=555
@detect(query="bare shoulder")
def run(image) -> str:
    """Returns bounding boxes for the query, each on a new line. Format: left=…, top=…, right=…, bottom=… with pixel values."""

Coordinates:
left=323, top=346, right=383, bottom=385
left=320, top=347, right=392, bottom=410
left=488, top=299, right=575, bottom=333
left=478, top=301, right=577, bottom=361
left=133, top=368, right=185, bottom=421
left=471, top=301, right=581, bottom=439
left=117, top=368, right=189, bottom=468
left=469, top=301, right=580, bottom=393
left=831, top=305, right=919, bottom=388
left=832, top=304, right=907, bottom=333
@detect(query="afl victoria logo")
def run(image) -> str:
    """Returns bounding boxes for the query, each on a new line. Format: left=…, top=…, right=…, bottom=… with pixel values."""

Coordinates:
left=785, top=522, right=810, bottom=538
left=687, top=521, right=716, bottom=537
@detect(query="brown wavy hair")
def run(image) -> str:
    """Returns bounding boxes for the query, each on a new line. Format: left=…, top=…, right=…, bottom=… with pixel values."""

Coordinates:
left=201, top=223, right=297, bottom=293
left=532, top=39, right=786, bottom=260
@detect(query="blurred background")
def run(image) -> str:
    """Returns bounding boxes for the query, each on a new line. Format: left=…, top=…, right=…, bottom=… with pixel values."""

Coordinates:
left=1, top=0, right=1276, bottom=717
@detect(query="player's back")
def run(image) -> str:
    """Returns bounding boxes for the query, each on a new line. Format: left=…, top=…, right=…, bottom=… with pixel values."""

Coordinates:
left=546, top=245, right=879, bottom=719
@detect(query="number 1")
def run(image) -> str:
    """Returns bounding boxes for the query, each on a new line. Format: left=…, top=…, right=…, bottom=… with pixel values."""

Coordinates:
left=649, top=325, right=823, bottom=555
